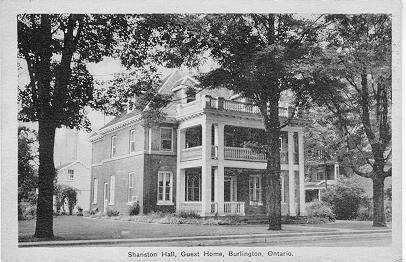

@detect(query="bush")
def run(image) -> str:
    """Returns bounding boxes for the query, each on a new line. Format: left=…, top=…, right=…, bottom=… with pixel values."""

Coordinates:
left=305, top=200, right=335, bottom=221
left=83, top=210, right=90, bottom=217
left=106, top=208, right=119, bottom=217
left=128, top=201, right=140, bottom=216
left=89, top=207, right=99, bottom=215
left=76, top=206, right=83, bottom=216
left=322, top=177, right=366, bottom=220
left=19, top=203, right=37, bottom=220
left=385, top=201, right=392, bottom=222
left=357, top=206, right=373, bottom=221
left=178, top=211, right=201, bottom=219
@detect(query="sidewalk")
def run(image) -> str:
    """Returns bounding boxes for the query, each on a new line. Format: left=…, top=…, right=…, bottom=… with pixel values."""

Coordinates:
left=18, top=216, right=391, bottom=247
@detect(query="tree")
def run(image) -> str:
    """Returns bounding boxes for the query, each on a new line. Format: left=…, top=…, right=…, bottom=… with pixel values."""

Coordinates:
left=17, top=14, right=183, bottom=238
left=18, top=126, right=38, bottom=203
left=172, top=14, right=324, bottom=230
left=309, top=14, right=391, bottom=227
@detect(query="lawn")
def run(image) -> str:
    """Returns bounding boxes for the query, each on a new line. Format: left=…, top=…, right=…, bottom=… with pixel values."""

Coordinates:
left=19, top=215, right=334, bottom=242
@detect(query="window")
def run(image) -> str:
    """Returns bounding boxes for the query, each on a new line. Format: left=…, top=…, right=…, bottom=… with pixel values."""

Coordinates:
left=185, top=172, right=201, bottom=201
left=317, top=171, right=325, bottom=181
left=128, top=173, right=136, bottom=202
left=111, top=136, right=117, bottom=157
left=157, top=171, right=173, bottom=204
left=249, top=175, right=262, bottom=205
left=160, top=127, right=173, bottom=151
left=279, top=137, right=283, bottom=151
left=129, top=130, right=136, bottom=153
left=68, top=169, right=74, bottom=180
left=109, top=176, right=115, bottom=204
left=92, top=178, right=98, bottom=204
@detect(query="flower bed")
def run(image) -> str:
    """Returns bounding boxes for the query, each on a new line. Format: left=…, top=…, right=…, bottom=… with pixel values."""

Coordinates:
left=85, top=211, right=246, bottom=225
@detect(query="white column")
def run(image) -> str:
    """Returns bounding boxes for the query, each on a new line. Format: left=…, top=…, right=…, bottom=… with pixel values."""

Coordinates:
left=176, top=128, right=185, bottom=211
left=148, top=128, right=152, bottom=154
left=215, top=123, right=225, bottom=215
left=287, top=131, right=296, bottom=216
left=298, top=131, right=305, bottom=216
left=201, top=118, right=212, bottom=216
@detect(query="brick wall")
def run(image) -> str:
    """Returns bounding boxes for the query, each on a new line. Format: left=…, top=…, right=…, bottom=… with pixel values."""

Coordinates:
left=143, top=154, right=177, bottom=213
left=90, top=154, right=144, bottom=215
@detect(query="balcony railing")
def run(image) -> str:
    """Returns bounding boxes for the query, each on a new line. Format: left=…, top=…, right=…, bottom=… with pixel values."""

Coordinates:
left=224, top=146, right=289, bottom=163
left=224, top=146, right=266, bottom=161
left=205, top=96, right=295, bottom=118
left=180, top=146, right=202, bottom=162
left=224, top=201, right=245, bottom=215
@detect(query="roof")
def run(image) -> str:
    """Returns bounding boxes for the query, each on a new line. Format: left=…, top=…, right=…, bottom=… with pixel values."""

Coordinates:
left=56, top=160, right=90, bottom=171
left=93, top=70, right=186, bottom=136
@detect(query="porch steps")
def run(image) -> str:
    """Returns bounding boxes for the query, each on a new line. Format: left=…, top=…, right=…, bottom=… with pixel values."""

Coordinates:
left=240, top=215, right=308, bottom=224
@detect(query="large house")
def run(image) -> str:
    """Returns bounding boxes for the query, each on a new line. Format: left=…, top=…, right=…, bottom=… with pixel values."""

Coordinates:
left=304, top=160, right=340, bottom=202
left=89, top=70, right=306, bottom=218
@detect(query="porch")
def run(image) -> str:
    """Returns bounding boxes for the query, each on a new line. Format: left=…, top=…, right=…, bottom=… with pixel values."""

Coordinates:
left=177, top=167, right=292, bottom=217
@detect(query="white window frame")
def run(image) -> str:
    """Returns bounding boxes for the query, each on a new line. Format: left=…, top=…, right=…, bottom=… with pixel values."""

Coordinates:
left=109, top=176, right=115, bottom=205
left=157, top=171, right=173, bottom=205
left=111, top=135, right=117, bottom=158
left=129, top=129, right=136, bottom=153
left=185, top=172, right=201, bottom=202
left=249, top=175, right=262, bottom=205
left=92, top=178, right=98, bottom=204
left=160, top=127, right=173, bottom=151
left=128, top=172, right=137, bottom=203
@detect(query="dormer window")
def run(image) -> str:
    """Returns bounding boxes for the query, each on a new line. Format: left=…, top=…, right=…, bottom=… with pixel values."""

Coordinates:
left=127, top=97, right=136, bottom=113
left=186, top=88, right=196, bottom=103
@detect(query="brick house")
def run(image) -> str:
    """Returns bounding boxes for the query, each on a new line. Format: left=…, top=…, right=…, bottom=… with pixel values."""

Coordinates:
left=89, top=70, right=307, bottom=218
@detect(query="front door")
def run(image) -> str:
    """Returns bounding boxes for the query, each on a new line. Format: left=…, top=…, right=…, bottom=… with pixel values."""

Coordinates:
left=224, top=176, right=237, bottom=202
left=103, top=182, right=108, bottom=212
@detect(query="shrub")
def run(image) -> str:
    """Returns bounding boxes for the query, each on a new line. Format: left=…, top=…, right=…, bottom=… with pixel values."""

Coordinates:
left=305, top=200, right=335, bottom=221
left=19, top=203, right=37, bottom=220
left=385, top=186, right=392, bottom=201
left=107, top=208, right=119, bottom=217
left=128, top=201, right=140, bottom=216
left=83, top=210, right=90, bottom=217
left=90, top=207, right=99, bottom=215
left=64, top=187, right=78, bottom=215
left=76, top=206, right=83, bottom=216
left=357, top=206, right=372, bottom=221
left=178, top=211, right=201, bottom=219
left=322, top=177, right=366, bottom=220
left=385, top=201, right=392, bottom=222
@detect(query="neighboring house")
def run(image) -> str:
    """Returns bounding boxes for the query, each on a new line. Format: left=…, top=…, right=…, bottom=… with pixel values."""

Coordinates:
left=56, top=161, right=91, bottom=211
left=89, top=70, right=307, bottom=218
left=304, top=160, right=339, bottom=202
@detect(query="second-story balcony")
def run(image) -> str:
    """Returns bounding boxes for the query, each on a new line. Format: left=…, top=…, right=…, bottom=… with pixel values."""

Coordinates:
left=177, top=95, right=300, bottom=120
left=210, top=145, right=289, bottom=164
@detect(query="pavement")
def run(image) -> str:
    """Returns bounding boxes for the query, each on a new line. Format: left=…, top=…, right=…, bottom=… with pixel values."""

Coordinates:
left=18, top=216, right=392, bottom=247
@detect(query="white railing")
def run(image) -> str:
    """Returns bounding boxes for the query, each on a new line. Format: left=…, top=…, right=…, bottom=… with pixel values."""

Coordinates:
left=180, top=146, right=202, bottom=161
left=179, top=202, right=202, bottom=214
left=224, top=202, right=245, bottom=215
left=224, top=146, right=266, bottom=161
left=204, top=96, right=294, bottom=118
left=224, top=146, right=289, bottom=163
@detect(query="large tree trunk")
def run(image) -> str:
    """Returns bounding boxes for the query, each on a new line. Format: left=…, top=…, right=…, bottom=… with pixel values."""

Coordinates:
left=34, top=120, right=56, bottom=238
left=264, top=98, right=282, bottom=230
left=372, top=175, right=386, bottom=227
